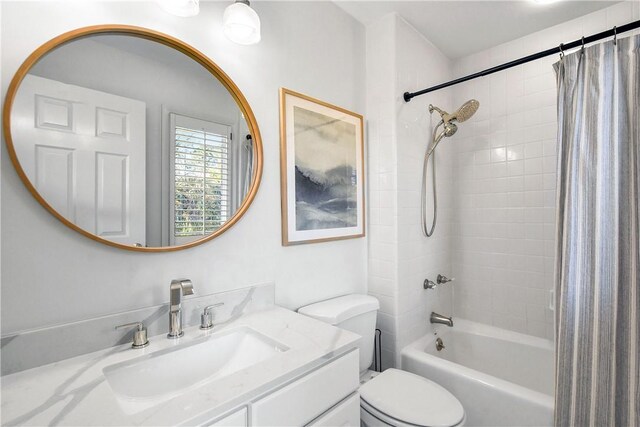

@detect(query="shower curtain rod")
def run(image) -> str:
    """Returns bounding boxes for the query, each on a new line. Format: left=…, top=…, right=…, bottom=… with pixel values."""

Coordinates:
left=403, top=19, right=640, bottom=102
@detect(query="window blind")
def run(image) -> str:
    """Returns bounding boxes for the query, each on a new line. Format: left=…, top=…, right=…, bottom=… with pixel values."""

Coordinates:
left=173, top=119, right=230, bottom=237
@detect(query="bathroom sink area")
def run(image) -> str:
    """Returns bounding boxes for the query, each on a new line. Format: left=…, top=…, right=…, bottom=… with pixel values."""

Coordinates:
left=1, top=305, right=361, bottom=426
left=103, top=327, right=289, bottom=414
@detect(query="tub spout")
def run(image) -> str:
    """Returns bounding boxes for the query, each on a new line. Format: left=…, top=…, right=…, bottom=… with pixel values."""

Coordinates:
left=430, top=312, right=453, bottom=327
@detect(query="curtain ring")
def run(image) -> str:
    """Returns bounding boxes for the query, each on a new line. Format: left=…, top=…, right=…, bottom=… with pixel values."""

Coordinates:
left=559, top=43, right=565, bottom=60
left=613, top=26, right=617, bottom=45
left=581, top=36, right=585, bottom=51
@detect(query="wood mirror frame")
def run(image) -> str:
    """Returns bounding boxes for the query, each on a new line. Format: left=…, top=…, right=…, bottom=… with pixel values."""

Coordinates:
left=2, top=25, right=263, bottom=252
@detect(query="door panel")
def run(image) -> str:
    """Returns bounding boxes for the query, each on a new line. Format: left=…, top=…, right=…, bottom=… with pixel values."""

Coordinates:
left=35, top=145, right=76, bottom=220
left=96, top=107, right=129, bottom=140
left=12, top=74, right=146, bottom=246
left=96, top=152, right=128, bottom=238
left=35, top=95, right=74, bottom=132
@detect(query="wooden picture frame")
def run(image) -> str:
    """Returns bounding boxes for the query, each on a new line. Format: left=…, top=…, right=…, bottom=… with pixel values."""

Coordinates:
left=279, top=88, right=365, bottom=245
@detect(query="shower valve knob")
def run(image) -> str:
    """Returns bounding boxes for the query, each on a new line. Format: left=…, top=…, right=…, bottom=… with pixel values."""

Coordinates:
left=424, top=279, right=437, bottom=290
left=436, top=274, right=455, bottom=285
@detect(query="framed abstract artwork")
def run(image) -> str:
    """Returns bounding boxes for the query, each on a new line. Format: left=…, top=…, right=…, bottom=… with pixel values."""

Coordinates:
left=279, top=88, right=365, bottom=245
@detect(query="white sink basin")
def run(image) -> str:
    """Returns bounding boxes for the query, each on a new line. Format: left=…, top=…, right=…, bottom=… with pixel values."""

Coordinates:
left=103, top=327, right=288, bottom=414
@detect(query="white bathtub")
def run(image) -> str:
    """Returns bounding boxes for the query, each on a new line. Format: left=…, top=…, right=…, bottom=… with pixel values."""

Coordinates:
left=401, top=319, right=554, bottom=427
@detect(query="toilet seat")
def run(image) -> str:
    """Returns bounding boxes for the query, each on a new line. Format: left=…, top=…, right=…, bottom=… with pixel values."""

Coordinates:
left=360, top=399, right=465, bottom=427
left=359, top=369, right=465, bottom=427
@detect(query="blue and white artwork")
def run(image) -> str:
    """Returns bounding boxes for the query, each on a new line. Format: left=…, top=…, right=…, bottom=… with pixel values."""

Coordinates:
left=281, top=88, right=364, bottom=245
left=293, top=106, right=357, bottom=231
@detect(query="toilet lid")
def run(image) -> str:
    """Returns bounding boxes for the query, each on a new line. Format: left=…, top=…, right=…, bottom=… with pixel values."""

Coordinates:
left=360, top=369, right=464, bottom=427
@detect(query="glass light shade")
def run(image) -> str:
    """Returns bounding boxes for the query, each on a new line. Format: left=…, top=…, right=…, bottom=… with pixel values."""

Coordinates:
left=223, top=2, right=261, bottom=45
left=158, top=0, right=200, bottom=17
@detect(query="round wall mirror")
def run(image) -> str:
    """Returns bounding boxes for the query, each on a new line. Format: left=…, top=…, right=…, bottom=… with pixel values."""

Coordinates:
left=3, top=26, right=263, bottom=251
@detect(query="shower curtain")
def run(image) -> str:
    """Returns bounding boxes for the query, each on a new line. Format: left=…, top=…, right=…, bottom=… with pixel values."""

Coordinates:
left=553, top=34, right=639, bottom=426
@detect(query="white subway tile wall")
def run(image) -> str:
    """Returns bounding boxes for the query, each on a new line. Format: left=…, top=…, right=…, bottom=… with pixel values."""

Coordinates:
left=395, top=15, right=454, bottom=356
left=449, top=2, right=638, bottom=339
left=366, top=14, right=400, bottom=369
left=367, top=14, right=455, bottom=368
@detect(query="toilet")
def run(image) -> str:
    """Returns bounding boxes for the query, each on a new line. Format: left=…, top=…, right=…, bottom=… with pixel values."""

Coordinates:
left=298, top=294, right=465, bottom=427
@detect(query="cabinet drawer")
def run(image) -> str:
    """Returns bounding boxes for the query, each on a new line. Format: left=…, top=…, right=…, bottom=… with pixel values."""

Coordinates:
left=251, top=350, right=359, bottom=426
left=307, top=392, right=360, bottom=427
left=205, top=407, right=247, bottom=426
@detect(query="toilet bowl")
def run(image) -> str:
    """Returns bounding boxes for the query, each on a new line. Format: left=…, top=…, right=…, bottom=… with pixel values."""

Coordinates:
left=298, top=294, right=465, bottom=427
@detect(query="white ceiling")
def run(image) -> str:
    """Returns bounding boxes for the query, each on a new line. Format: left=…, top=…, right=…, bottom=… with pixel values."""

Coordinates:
left=334, top=1, right=620, bottom=59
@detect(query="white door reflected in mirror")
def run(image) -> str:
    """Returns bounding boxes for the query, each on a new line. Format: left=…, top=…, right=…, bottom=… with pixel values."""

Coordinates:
left=13, top=75, right=147, bottom=246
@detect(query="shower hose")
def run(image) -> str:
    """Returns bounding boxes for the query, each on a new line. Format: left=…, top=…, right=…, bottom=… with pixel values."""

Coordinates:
left=421, top=149, right=437, bottom=237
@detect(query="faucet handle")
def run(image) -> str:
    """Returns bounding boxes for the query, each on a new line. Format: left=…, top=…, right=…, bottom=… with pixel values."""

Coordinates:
left=200, top=303, right=224, bottom=330
left=115, top=321, right=149, bottom=349
left=436, top=274, right=455, bottom=285
left=424, top=279, right=437, bottom=290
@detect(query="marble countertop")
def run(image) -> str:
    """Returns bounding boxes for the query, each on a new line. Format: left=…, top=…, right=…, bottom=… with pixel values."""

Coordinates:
left=1, top=307, right=361, bottom=426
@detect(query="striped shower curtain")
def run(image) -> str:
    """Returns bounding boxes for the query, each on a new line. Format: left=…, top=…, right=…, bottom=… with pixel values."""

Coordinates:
left=553, top=35, right=639, bottom=426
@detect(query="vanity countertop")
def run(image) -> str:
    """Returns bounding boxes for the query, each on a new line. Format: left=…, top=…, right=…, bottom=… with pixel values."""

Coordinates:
left=0, top=307, right=361, bottom=426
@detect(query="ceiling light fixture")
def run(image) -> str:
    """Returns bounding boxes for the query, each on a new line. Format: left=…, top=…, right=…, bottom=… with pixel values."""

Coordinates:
left=532, top=0, right=560, bottom=4
left=223, top=0, right=261, bottom=45
left=157, top=0, right=200, bottom=18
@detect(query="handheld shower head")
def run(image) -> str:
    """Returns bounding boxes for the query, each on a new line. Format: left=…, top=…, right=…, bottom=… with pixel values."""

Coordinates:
left=427, top=121, right=457, bottom=157
left=443, top=122, right=458, bottom=137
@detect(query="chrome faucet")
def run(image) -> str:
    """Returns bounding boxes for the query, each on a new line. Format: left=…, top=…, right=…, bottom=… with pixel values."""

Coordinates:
left=168, top=279, right=194, bottom=339
left=430, top=312, right=454, bottom=327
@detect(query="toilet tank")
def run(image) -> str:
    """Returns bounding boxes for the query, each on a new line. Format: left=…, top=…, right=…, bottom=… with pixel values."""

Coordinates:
left=298, top=294, right=379, bottom=374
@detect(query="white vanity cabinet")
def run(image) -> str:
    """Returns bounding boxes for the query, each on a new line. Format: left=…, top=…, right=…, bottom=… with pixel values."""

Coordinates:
left=203, top=350, right=360, bottom=427
left=307, top=393, right=361, bottom=427
left=207, top=408, right=248, bottom=426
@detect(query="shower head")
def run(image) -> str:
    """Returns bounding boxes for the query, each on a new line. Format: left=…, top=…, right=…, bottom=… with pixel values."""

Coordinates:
left=426, top=99, right=478, bottom=157
left=429, top=99, right=480, bottom=124
left=443, top=122, right=457, bottom=137
left=427, top=122, right=457, bottom=157
left=454, top=99, right=480, bottom=122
